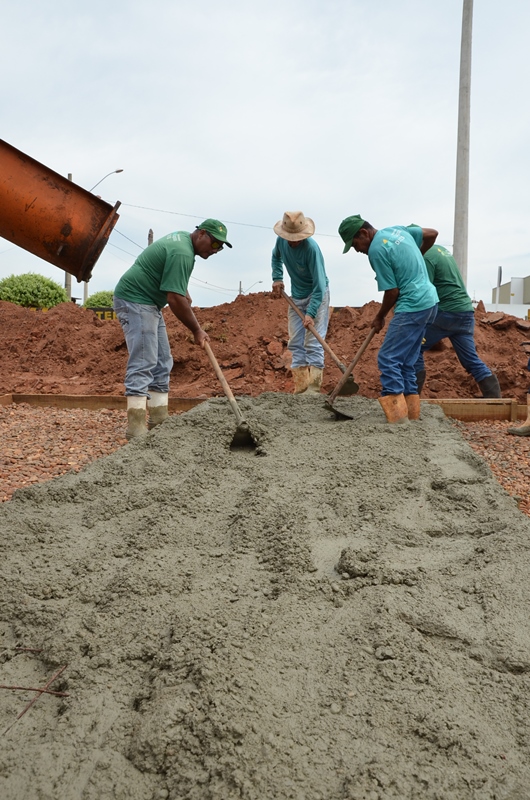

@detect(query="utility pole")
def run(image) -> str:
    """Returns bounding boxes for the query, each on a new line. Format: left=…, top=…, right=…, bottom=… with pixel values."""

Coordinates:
left=239, top=281, right=243, bottom=295
left=453, top=0, right=474, bottom=286
left=148, top=229, right=153, bottom=246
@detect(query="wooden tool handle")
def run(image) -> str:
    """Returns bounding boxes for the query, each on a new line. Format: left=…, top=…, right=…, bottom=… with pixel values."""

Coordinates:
left=328, top=329, right=376, bottom=404
left=281, top=291, right=346, bottom=373
left=203, top=341, right=244, bottom=426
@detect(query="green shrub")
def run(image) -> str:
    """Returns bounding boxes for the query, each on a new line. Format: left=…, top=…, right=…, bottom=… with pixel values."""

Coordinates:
left=0, top=273, right=68, bottom=308
left=84, top=290, right=114, bottom=308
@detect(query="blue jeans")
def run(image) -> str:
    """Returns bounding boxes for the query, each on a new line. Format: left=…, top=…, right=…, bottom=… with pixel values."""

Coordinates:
left=379, top=305, right=438, bottom=395
left=288, top=287, right=330, bottom=369
left=414, top=310, right=492, bottom=382
left=113, top=297, right=173, bottom=396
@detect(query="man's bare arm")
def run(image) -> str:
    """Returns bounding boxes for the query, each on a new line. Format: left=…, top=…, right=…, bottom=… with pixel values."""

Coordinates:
left=167, top=292, right=209, bottom=347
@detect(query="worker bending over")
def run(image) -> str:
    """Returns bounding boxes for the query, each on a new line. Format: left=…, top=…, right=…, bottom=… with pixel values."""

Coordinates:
left=271, top=211, right=330, bottom=395
left=339, top=215, right=438, bottom=424
left=412, top=239, right=501, bottom=398
left=113, top=219, right=232, bottom=439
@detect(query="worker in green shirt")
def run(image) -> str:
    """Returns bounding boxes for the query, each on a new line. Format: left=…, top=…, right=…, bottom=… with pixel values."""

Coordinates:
left=113, top=219, right=232, bottom=439
left=413, top=242, right=501, bottom=398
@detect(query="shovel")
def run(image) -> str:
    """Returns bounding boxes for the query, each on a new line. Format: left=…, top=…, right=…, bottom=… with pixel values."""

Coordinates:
left=203, top=341, right=257, bottom=449
left=282, top=291, right=358, bottom=396
left=324, top=329, right=376, bottom=420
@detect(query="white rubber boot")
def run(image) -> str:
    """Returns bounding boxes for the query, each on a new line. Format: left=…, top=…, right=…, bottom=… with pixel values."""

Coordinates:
left=147, top=391, right=169, bottom=429
left=126, top=396, right=148, bottom=439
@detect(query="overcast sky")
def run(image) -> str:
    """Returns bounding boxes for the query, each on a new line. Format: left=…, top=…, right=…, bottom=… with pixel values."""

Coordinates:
left=1, top=0, right=529, bottom=308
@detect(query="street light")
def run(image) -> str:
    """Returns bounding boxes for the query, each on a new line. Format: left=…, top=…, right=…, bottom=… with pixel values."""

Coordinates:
left=239, top=280, right=263, bottom=294
left=82, top=169, right=123, bottom=304
left=89, top=169, right=124, bottom=192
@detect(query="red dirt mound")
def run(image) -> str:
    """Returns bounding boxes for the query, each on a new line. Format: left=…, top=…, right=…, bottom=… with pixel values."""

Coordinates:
left=1, top=296, right=529, bottom=400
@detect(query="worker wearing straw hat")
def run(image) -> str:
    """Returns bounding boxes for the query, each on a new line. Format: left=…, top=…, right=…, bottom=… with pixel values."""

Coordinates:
left=271, top=211, right=330, bottom=395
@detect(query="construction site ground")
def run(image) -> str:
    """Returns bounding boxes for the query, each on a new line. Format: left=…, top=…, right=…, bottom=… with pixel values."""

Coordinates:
left=1, top=295, right=530, bottom=799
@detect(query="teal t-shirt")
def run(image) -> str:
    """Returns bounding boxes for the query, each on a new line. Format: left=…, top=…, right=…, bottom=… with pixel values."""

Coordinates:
left=423, top=244, right=473, bottom=313
left=367, top=226, right=438, bottom=312
left=271, top=237, right=329, bottom=318
left=114, top=231, right=195, bottom=309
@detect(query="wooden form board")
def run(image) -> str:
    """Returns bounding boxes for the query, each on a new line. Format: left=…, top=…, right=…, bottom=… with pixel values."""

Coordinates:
left=425, top=398, right=524, bottom=422
left=0, top=394, right=527, bottom=422
left=0, top=394, right=204, bottom=413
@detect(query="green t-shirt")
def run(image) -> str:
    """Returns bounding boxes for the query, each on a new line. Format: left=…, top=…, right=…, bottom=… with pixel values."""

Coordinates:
left=423, top=245, right=473, bottom=312
left=114, top=231, right=195, bottom=309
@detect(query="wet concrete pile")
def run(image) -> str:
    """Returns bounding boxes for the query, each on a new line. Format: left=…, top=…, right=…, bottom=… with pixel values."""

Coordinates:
left=1, top=394, right=530, bottom=799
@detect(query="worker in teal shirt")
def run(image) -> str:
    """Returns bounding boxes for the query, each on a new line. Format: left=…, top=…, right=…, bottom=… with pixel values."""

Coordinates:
left=271, top=210, right=330, bottom=395
left=339, top=215, right=438, bottom=424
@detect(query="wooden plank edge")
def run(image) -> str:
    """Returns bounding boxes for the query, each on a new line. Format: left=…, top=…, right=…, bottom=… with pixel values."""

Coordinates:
left=426, top=398, right=526, bottom=422
left=7, top=395, right=207, bottom=413
left=1, top=394, right=526, bottom=422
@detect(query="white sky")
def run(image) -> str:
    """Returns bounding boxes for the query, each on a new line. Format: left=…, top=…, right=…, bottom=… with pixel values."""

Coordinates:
left=1, top=0, right=529, bottom=307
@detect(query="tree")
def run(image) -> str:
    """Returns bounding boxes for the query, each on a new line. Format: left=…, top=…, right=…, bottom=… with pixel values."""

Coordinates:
left=84, top=290, right=114, bottom=308
left=0, top=273, right=68, bottom=308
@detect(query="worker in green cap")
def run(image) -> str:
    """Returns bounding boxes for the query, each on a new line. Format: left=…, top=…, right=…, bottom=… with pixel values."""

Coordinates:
left=338, top=215, right=438, bottom=424
left=113, top=219, right=232, bottom=439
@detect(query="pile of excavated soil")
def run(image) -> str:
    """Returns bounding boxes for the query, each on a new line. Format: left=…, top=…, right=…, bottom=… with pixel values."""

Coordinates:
left=1, top=296, right=529, bottom=401
left=2, top=394, right=530, bottom=799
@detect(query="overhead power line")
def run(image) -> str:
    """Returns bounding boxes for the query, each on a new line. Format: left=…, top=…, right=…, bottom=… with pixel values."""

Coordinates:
left=188, top=279, right=235, bottom=297
left=189, top=276, right=238, bottom=293
left=114, top=229, right=145, bottom=250
left=108, top=242, right=138, bottom=258
left=121, top=204, right=340, bottom=238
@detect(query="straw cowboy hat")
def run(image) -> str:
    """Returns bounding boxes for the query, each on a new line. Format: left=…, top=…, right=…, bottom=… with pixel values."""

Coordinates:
left=274, top=211, right=315, bottom=241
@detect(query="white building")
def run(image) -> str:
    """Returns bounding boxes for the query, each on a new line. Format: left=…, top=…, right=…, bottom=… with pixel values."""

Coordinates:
left=487, top=275, right=530, bottom=319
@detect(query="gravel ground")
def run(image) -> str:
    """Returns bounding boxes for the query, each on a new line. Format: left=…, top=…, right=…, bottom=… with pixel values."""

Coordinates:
left=457, top=418, right=530, bottom=517
left=0, top=404, right=128, bottom=503
left=1, top=403, right=529, bottom=518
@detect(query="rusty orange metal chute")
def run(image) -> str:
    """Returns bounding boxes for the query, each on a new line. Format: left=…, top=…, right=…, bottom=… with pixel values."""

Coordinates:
left=0, top=139, right=120, bottom=283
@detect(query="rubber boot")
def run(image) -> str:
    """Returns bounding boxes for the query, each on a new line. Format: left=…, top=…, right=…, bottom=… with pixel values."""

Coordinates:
left=416, top=369, right=426, bottom=395
left=147, top=391, right=169, bottom=429
left=405, top=394, right=421, bottom=420
left=378, top=394, right=409, bottom=424
left=478, top=374, right=501, bottom=398
left=508, top=394, right=530, bottom=436
left=291, top=366, right=310, bottom=394
left=126, top=396, right=148, bottom=439
left=306, top=367, right=323, bottom=394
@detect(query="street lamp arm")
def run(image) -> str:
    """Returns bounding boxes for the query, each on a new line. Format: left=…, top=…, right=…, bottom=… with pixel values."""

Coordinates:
left=244, top=281, right=263, bottom=293
left=89, top=169, right=124, bottom=192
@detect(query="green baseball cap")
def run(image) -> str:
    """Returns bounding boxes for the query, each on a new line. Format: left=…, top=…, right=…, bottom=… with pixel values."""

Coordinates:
left=338, top=215, right=365, bottom=253
left=197, top=218, right=232, bottom=248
